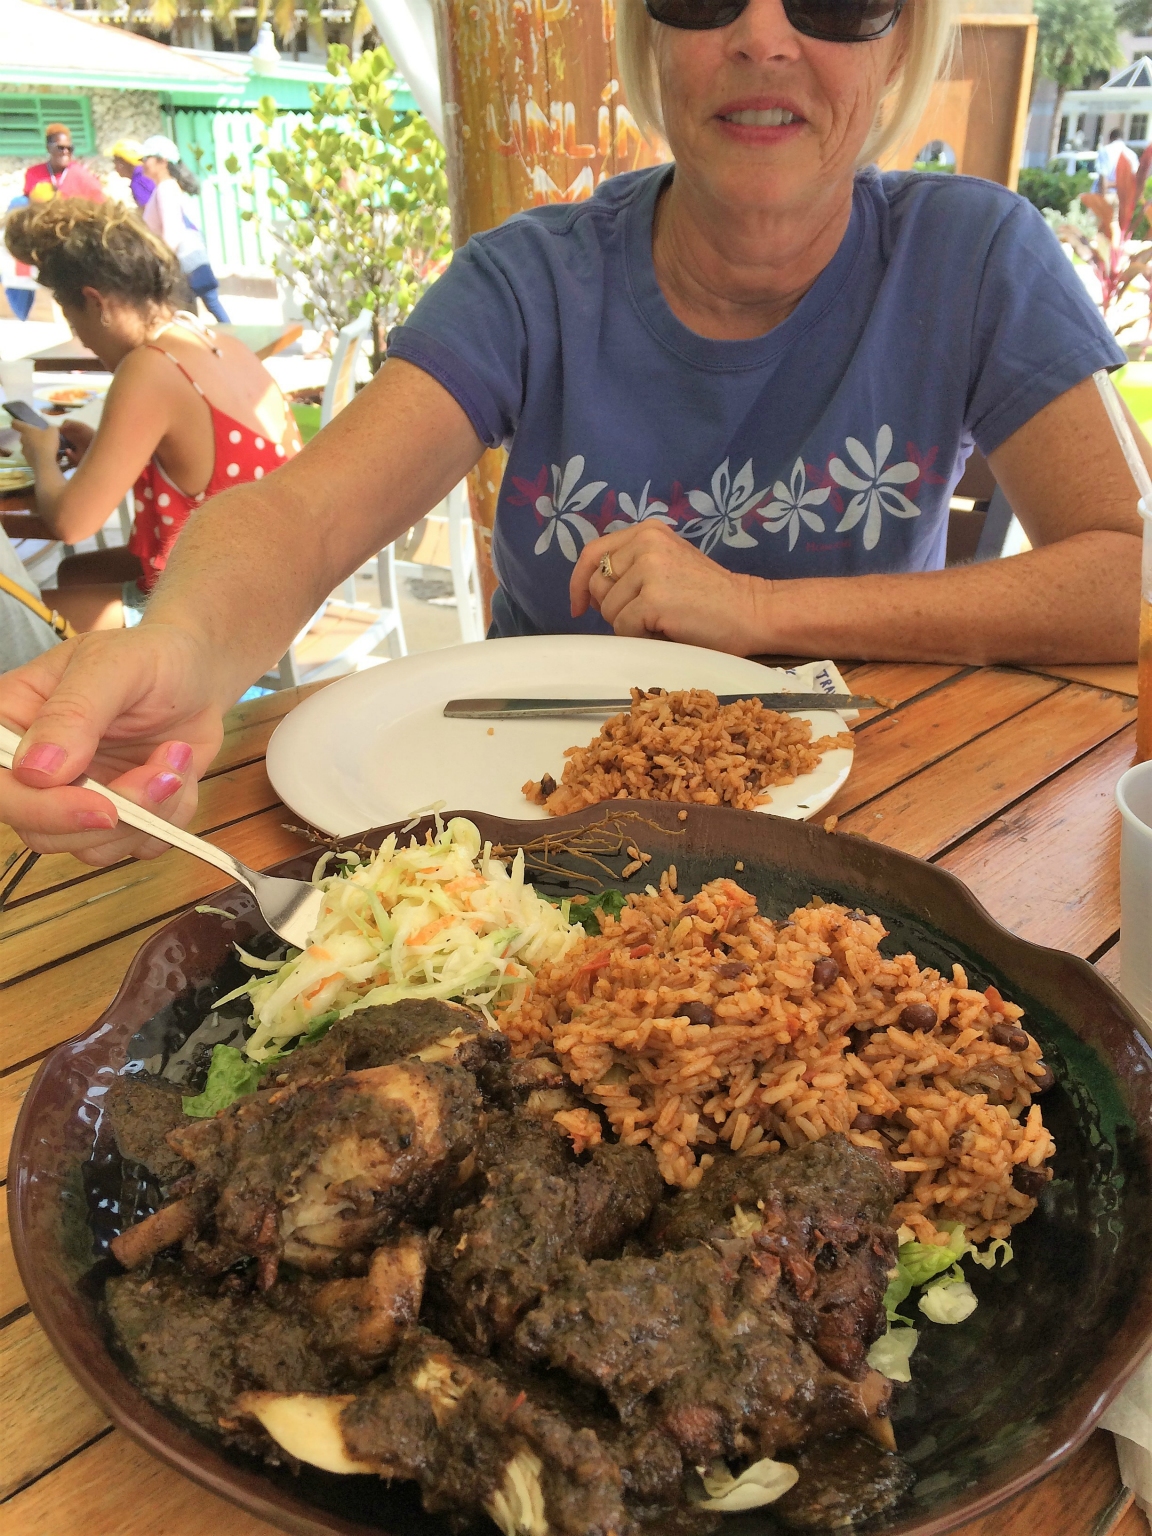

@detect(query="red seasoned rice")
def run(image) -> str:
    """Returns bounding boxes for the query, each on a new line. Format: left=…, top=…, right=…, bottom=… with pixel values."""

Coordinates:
left=498, top=877, right=1055, bottom=1245
left=522, top=688, right=853, bottom=817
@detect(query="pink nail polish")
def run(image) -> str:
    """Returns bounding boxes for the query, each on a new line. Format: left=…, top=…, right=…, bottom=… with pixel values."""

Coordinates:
left=165, top=741, right=193, bottom=773
left=147, top=772, right=182, bottom=803
left=77, top=810, right=116, bottom=830
left=21, top=743, right=67, bottom=775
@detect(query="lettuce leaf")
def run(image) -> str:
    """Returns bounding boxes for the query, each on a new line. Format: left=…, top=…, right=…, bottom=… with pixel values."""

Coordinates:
left=919, top=1279, right=978, bottom=1324
left=694, top=1458, right=800, bottom=1511
left=182, top=1044, right=268, bottom=1117
left=548, top=889, right=627, bottom=936
left=866, top=1326, right=920, bottom=1382
left=884, top=1231, right=966, bottom=1320
left=182, top=1011, right=343, bottom=1118
left=884, top=1224, right=1013, bottom=1327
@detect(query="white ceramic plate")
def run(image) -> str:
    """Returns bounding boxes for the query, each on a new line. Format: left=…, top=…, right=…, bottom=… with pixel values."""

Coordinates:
left=266, top=635, right=855, bottom=836
left=33, top=384, right=107, bottom=408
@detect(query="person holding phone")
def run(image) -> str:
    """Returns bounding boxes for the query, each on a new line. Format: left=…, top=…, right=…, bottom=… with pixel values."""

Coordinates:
left=1, top=198, right=299, bottom=634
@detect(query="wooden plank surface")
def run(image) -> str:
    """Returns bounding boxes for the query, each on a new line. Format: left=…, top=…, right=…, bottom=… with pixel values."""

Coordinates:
left=822, top=667, right=1061, bottom=820
left=0, top=1214, right=23, bottom=1321
left=0, top=1061, right=39, bottom=1181
left=4, top=760, right=283, bottom=909
left=939, top=727, right=1134, bottom=959
left=0, top=809, right=309, bottom=986
left=0, top=1313, right=108, bottom=1501
left=4, top=1430, right=283, bottom=1536
left=840, top=660, right=966, bottom=710
left=838, top=683, right=1135, bottom=859
left=1024, top=662, right=1138, bottom=696
left=0, top=922, right=170, bottom=1075
left=2, top=669, right=1148, bottom=1535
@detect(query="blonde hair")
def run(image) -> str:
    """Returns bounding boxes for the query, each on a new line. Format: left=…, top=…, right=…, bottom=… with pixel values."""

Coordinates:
left=616, top=0, right=959, bottom=166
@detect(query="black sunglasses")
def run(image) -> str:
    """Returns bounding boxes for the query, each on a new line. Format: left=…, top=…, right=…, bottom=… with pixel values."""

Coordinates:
left=643, top=0, right=905, bottom=40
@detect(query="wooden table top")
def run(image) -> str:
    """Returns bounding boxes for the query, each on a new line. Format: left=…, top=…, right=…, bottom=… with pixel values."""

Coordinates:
left=0, top=664, right=1148, bottom=1536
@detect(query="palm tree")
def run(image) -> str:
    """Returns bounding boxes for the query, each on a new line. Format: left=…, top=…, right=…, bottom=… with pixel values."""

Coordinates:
left=1034, top=0, right=1124, bottom=160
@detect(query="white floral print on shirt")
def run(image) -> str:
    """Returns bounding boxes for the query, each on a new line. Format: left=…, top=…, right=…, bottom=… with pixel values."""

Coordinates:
left=682, top=458, right=763, bottom=554
left=759, top=459, right=831, bottom=551
left=605, top=479, right=674, bottom=532
left=534, top=455, right=608, bottom=561
left=828, top=426, right=920, bottom=551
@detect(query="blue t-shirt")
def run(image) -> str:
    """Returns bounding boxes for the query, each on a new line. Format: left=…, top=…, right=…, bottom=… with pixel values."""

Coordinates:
left=388, top=164, right=1122, bottom=637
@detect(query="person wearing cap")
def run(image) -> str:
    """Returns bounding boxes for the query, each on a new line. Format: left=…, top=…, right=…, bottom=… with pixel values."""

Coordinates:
left=23, top=124, right=104, bottom=204
left=108, top=140, right=155, bottom=211
left=138, top=135, right=229, bottom=324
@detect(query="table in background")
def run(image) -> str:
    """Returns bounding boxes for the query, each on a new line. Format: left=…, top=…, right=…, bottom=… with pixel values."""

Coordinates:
left=30, top=323, right=304, bottom=372
left=0, top=667, right=1148, bottom=1536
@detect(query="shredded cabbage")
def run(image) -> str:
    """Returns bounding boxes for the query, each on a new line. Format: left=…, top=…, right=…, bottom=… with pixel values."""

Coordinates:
left=227, top=818, right=582, bottom=1061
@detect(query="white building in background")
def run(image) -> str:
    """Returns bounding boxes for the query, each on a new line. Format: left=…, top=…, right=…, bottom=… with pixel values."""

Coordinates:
left=1025, top=39, right=1152, bottom=167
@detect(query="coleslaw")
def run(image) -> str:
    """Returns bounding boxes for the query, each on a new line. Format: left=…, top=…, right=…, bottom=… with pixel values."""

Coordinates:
left=218, top=817, right=583, bottom=1061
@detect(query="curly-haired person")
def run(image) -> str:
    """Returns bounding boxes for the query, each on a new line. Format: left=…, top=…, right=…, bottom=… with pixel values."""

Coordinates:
left=2, top=198, right=300, bottom=634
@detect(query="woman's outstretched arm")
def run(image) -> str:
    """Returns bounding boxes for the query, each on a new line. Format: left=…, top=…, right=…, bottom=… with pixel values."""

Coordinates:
left=0, top=359, right=483, bottom=862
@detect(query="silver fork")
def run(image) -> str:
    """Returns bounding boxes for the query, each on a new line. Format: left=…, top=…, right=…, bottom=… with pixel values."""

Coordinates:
left=0, top=723, right=325, bottom=947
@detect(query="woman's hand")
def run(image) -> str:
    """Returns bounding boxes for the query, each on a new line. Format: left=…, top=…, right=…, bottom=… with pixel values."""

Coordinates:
left=570, top=522, right=766, bottom=654
left=12, top=415, right=61, bottom=475
left=0, top=626, right=228, bottom=865
left=58, top=417, right=96, bottom=468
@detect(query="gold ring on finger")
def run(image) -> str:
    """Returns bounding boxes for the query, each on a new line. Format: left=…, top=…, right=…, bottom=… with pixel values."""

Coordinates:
left=599, top=553, right=616, bottom=581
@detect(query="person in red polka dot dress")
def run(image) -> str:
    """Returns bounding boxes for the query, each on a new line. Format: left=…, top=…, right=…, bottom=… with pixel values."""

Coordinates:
left=3, top=200, right=301, bottom=632
left=129, top=356, right=292, bottom=596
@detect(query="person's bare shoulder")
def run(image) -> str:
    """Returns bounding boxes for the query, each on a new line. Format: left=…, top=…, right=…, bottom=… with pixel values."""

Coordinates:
left=100, top=343, right=190, bottom=420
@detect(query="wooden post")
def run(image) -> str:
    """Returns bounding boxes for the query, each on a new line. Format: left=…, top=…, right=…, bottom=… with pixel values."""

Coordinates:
left=881, top=13, right=1038, bottom=190
left=432, top=0, right=667, bottom=622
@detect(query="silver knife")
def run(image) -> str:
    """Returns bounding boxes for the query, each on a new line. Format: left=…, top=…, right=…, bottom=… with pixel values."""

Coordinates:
left=443, top=692, right=882, bottom=720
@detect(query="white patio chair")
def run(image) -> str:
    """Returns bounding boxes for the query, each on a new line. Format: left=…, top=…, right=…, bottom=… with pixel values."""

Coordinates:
left=445, top=480, right=485, bottom=643
left=261, top=309, right=407, bottom=689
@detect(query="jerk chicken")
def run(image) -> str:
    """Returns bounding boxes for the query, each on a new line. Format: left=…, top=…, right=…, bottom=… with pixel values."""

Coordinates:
left=103, top=998, right=913, bottom=1534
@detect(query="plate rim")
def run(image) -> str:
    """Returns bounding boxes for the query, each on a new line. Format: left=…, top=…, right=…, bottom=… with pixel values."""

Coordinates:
left=266, top=635, right=855, bottom=835
left=10, top=804, right=1152, bottom=1536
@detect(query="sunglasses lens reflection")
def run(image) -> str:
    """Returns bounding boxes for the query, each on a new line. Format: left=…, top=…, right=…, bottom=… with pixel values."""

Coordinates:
left=644, top=0, right=902, bottom=36
left=788, top=0, right=902, bottom=38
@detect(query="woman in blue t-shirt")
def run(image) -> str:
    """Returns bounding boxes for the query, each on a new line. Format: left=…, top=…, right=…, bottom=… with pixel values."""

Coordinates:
left=0, top=0, right=1145, bottom=860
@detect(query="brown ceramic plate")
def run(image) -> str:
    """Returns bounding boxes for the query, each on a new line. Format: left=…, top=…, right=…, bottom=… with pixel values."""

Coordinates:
left=10, top=804, right=1152, bottom=1536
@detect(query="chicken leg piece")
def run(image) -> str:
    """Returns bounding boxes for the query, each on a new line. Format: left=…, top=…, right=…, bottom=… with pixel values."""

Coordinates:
left=239, top=1330, right=633, bottom=1536
left=113, top=1059, right=480, bottom=1280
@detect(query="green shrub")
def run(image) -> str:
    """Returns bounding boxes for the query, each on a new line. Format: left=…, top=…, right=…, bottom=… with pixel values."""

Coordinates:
left=1018, top=166, right=1094, bottom=214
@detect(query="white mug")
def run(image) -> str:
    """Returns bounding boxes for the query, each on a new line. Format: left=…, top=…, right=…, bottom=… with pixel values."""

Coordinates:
left=1116, top=760, right=1152, bottom=1034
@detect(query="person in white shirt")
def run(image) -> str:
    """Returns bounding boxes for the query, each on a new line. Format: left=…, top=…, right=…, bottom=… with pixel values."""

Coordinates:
left=1097, top=128, right=1139, bottom=191
left=138, top=135, right=230, bottom=324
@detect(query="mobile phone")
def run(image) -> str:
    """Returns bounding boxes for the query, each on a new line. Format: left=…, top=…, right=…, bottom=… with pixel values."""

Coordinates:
left=2, top=399, right=50, bottom=430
